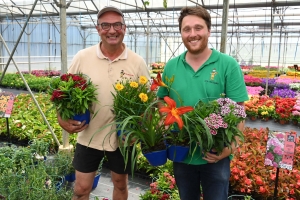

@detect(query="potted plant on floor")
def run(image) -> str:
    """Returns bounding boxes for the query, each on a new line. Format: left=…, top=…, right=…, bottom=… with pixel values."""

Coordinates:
left=92, top=157, right=104, bottom=190
left=29, top=139, right=49, bottom=161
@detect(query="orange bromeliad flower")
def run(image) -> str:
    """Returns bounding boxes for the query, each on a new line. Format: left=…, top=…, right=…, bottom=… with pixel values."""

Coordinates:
left=159, top=96, right=193, bottom=130
left=150, top=72, right=167, bottom=91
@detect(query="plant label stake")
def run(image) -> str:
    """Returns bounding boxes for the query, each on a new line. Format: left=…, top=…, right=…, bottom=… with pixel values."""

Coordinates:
left=264, top=130, right=297, bottom=199
left=0, top=91, right=15, bottom=143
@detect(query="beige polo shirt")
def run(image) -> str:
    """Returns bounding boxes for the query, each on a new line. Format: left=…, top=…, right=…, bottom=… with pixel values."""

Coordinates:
left=68, top=43, right=150, bottom=151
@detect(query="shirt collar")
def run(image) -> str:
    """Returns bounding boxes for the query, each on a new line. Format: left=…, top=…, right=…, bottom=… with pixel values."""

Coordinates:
left=181, top=48, right=219, bottom=66
left=96, top=42, right=128, bottom=61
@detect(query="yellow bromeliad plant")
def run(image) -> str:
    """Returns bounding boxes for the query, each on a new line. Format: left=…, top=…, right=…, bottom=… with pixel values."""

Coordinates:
left=112, top=76, right=156, bottom=122
left=257, top=96, right=275, bottom=120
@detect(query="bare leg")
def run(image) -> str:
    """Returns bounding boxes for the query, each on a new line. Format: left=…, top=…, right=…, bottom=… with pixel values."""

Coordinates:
left=72, top=170, right=96, bottom=200
left=111, top=171, right=128, bottom=200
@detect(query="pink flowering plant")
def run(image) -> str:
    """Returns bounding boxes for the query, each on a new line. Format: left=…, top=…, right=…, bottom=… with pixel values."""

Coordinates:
left=264, top=131, right=285, bottom=168
left=292, top=94, right=300, bottom=123
left=191, top=94, right=247, bottom=154
left=48, top=73, right=98, bottom=120
left=140, top=171, right=179, bottom=200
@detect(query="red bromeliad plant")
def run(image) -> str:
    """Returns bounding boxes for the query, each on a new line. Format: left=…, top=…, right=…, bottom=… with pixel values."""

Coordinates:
left=273, top=97, right=296, bottom=121
left=230, top=127, right=300, bottom=199
left=48, top=73, right=98, bottom=120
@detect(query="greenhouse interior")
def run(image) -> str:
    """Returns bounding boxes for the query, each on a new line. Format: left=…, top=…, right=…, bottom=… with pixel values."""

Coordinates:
left=0, top=0, right=300, bottom=199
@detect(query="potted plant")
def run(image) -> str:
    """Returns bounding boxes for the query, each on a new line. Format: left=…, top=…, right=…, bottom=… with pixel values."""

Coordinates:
left=111, top=75, right=156, bottom=124
left=48, top=73, right=98, bottom=123
left=191, top=95, right=247, bottom=155
left=273, top=97, right=295, bottom=124
left=92, top=157, right=104, bottom=190
left=291, top=94, right=300, bottom=125
left=140, top=171, right=179, bottom=200
left=29, top=139, right=49, bottom=161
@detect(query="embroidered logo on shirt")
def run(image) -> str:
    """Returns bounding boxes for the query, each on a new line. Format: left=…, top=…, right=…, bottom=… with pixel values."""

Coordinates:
left=210, top=69, right=218, bottom=80
left=120, top=70, right=134, bottom=78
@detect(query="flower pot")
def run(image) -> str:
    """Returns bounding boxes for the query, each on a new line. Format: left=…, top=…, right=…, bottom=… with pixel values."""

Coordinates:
left=279, top=119, right=287, bottom=125
left=292, top=120, right=298, bottom=125
left=143, top=149, right=167, bottom=167
left=73, top=109, right=90, bottom=124
left=249, top=116, right=257, bottom=121
left=89, top=195, right=109, bottom=200
left=261, top=117, right=269, bottom=122
left=228, top=195, right=254, bottom=200
left=65, top=173, right=76, bottom=182
left=92, top=173, right=101, bottom=190
left=167, top=145, right=189, bottom=162
left=44, top=175, right=64, bottom=191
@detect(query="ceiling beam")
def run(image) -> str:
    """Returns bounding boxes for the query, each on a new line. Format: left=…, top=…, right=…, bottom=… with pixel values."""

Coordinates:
left=1, top=1, right=299, bottom=19
left=81, top=21, right=300, bottom=29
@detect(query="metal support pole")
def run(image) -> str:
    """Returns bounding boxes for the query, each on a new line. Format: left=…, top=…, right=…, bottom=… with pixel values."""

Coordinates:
left=251, top=32, right=255, bottom=65
left=220, top=0, right=230, bottom=53
left=265, top=8, right=274, bottom=95
left=273, top=167, right=280, bottom=199
left=6, top=118, right=10, bottom=143
left=135, top=27, right=137, bottom=53
left=277, top=26, right=283, bottom=73
left=146, top=14, right=150, bottom=66
left=0, top=0, right=38, bottom=83
left=49, top=24, right=51, bottom=70
left=27, top=26, right=31, bottom=73
left=59, top=0, right=70, bottom=148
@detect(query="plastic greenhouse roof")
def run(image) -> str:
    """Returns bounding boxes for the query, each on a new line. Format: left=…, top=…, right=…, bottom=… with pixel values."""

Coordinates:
left=0, top=0, right=300, bottom=36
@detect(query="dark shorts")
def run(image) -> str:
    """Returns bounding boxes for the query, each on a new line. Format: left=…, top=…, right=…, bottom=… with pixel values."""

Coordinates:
left=73, top=143, right=133, bottom=174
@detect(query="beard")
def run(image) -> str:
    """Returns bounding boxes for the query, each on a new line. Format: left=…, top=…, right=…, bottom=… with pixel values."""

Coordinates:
left=183, top=35, right=208, bottom=55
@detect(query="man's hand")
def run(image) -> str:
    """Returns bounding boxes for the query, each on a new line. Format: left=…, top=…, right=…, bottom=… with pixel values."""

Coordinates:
left=57, top=114, right=88, bottom=134
left=202, top=147, right=231, bottom=163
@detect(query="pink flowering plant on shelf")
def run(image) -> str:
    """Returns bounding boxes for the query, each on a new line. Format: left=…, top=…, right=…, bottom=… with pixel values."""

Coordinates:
left=48, top=73, right=98, bottom=120
left=190, top=94, right=247, bottom=155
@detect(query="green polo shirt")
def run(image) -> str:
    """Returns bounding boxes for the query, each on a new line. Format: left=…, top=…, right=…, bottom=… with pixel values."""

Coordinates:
left=157, top=49, right=249, bottom=165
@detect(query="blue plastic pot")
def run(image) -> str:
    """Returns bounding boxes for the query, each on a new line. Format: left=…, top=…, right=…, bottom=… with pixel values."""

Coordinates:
left=167, top=145, right=189, bottom=162
left=143, top=149, right=167, bottom=167
left=65, top=173, right=76, bottom=182
left=92, top=173, right=101, bottom=190
left=73, top=109, right=90, bottom=124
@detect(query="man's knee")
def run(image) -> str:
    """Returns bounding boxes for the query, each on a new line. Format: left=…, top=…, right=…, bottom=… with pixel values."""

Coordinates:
left=73, top=181, right=93, bottom=198
left=111, top=172, right=128, bottom=191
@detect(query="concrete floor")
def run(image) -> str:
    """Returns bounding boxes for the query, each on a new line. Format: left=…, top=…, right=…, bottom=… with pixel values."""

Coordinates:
left=89, top=167, right=150, bottom=200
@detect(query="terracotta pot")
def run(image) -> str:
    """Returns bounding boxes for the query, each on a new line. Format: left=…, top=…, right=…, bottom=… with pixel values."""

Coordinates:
left=279, top=119, right=287, bottom=125
left=249, top=116, right=257, bottom=121
left=261, top=117, right=269, bottom=122
left=292, top=120, right=298, bottom=125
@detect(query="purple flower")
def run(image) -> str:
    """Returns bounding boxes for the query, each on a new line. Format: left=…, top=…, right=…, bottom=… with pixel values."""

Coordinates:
left=270, top=88, right=296, bottom=98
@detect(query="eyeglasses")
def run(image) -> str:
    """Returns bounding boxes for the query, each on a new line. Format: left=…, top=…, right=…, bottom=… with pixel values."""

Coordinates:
left=99, top=22, right=124, bottom=31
